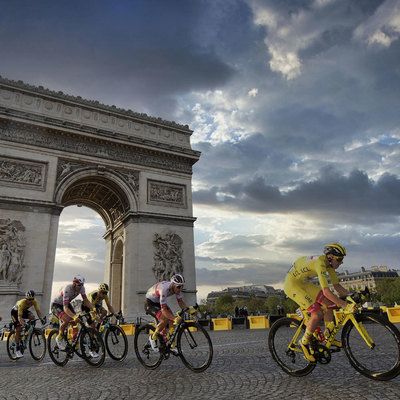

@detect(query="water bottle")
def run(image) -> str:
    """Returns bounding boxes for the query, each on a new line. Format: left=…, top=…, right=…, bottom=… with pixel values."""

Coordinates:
left=315, top=326, right=325, bottom=342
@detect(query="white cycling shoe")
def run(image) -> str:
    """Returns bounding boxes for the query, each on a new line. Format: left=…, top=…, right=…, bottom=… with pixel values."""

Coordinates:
left=149, top=335, right=159, bottom=352
left=56, top=337, right=66, bottom=350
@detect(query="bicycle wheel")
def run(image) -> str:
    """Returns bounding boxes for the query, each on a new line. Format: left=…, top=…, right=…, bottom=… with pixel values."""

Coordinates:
left=268, top=317, right=316, bottom=377
left=177, top=322, right=213, bottom=372
left=29, top=328, right=46, bottom=361
left=47, top=329, right=69, bottom=366
left=342, top=312, right=400, bottom=380
left=134, top=324, right=162, bottom=369
left=6, top=330, right=19, bottom=360
left=80, top=328, right=105, bottom=367
left=105, top=325, right=128, bottom=361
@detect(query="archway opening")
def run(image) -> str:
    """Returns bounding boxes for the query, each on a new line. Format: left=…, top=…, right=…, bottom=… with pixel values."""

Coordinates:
left=52, top=205, right=106, bottom=301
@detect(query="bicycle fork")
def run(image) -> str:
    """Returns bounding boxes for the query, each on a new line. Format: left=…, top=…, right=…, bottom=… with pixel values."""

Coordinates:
left=348, top=315, right=375, bottom=349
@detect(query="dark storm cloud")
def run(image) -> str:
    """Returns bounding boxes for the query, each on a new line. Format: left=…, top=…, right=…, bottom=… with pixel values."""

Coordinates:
left=0, top=0, right=236, bottom=118
left=193, top=167, right=400, bottom=221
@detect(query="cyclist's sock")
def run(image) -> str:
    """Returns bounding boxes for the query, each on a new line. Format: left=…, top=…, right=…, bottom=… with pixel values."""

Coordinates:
left=169, top=327, right=174, bottom=336
left=302, top=328, right=313, bottom=344
left=57, top=332, right=63, bottom=340
left=16, top=343, right=21, bottom=351
left=151, top=329, right=160, bottom=340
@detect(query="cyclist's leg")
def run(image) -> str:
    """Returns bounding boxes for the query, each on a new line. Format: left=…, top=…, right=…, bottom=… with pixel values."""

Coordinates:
left=285, top=281, right=322, bottom=362
left=11, top=309, right=23, bottom=356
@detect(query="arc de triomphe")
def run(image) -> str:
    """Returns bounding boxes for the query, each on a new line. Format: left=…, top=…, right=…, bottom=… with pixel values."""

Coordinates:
left=0, top=76, right=200, bottom=320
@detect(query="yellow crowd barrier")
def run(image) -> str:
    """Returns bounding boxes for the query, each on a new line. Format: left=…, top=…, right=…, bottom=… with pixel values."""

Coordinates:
left=212, top=318, right=232, bottom=330
left=120, top=324, right=135, bottom=335
left=386, top=307, right=400, bottom=323
left=286, top=313, right=302, bottom=321
left=247, top=316, right=269, bottom=329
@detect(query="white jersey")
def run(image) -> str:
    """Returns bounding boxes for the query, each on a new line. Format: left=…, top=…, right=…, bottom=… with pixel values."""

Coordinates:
left=52, top=284, right=87, bottom=306
left=146, top=281, right=183, bottom=309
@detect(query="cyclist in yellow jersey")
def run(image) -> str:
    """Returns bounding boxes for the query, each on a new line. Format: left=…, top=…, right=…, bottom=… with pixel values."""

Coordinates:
left=284, top=243, right=350, bottom=362
left=11, top=290, right=46, bottom=358
left=82, top=283, right=116, bottom=325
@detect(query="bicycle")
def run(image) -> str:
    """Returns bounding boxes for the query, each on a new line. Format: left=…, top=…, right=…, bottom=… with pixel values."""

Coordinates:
left=268, top=287, right=400, bottom=381
left=98, top=311, right=128, bottom=361
left=134, top=304, right=213, bottom=372
left=47, top=312, right=106, bottom=367
left=6, top=318, right=46, bottom=361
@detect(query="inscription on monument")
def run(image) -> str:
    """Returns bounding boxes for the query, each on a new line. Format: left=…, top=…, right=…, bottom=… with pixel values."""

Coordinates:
left=147, top=180, right=186, bottom=208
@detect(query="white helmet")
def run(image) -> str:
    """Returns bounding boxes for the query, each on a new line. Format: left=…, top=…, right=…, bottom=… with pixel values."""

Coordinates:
left=171, top=274, right=185, bottom=286
left=73, top=275, right=85, bottom=285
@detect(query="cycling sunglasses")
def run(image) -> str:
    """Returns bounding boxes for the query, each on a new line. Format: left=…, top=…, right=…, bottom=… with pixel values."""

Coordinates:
left=100, top=291, right=108, bottom=295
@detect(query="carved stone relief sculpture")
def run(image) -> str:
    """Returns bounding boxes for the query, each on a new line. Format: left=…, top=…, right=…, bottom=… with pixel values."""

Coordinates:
left=0, top=219, right=26, bottom=283
left=152, top=231, right=183, bottom=282
left=0, top=156, right=47, bottom=190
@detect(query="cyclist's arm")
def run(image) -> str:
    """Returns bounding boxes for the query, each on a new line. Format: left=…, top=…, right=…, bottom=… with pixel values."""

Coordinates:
left=321, top=287, right=347, bottom=308
left=82, top=297, right=95, bottom=311
left=332, top=283, right=349, bottom=298
left=105, top=299, right=115, bottom=314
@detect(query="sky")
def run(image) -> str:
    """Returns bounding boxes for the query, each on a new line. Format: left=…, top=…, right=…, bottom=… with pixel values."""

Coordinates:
left=1, top=0, right=400, bottom=301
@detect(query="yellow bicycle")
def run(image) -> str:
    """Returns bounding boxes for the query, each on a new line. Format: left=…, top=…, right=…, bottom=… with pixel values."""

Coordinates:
left=268, top=288, right=400, bottom=381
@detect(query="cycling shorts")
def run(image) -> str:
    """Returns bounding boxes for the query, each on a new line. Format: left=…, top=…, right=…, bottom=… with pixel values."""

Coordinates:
left=284, top=276, right=327, bottom=313
left=144, top=299, right=172, bottom=321
left=51, top=302, right=74, bottom=319
left=11, top=308, right=33, bottom=328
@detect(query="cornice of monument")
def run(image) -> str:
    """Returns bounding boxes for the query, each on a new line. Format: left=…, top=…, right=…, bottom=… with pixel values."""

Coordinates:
left=0, top=75, right=192, bottom=133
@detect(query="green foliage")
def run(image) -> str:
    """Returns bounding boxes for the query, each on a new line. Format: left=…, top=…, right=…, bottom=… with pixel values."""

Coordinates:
left=283, top=297, right=298, bottom=313
left=265, top=295, right=279, bottom=313
left=247, top=295, right=265, bottom=313
left=215, top=293, right=235, bottom=314
left=374, top=278, right=400, bottom=306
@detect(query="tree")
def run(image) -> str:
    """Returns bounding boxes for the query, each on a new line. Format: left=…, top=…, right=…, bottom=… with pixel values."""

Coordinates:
left=283, top=297, right=298, bottom=313
left=247, top=295, right=265, bottom=314
left=374, top=278, right=400, bottom=306
left=265, top=295, right=279, bottom=313
left=215, top=293, right=235, bottom=314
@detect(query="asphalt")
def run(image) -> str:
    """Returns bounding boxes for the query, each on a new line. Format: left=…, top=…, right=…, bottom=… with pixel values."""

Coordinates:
left=0, top=327, right=399, bottom=400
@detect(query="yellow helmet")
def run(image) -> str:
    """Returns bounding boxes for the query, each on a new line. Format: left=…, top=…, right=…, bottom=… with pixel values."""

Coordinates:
left=99, top=283, right=109, bottom=292
left=324, top=243, right=346, bottom=257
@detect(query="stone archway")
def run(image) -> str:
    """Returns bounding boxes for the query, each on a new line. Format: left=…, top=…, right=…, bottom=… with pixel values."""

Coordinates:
left=0, top=77, right=200, bottom=319
left=111, top=239, right=124, bottom=312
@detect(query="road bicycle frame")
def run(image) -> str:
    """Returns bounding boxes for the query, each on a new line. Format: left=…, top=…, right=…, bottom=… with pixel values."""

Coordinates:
left=288, top=289, right=373, bottom=361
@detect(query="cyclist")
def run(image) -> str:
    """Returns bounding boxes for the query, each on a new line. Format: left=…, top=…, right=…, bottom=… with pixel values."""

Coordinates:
left=82, top=283, right=117, bottom=326
left=11, top=290, right=46, bottom=358
left=51, top=275, right=97, bottom=354
left=145, top=274, right=196, bottom=353
left=284, top=243, right=350, bottom=362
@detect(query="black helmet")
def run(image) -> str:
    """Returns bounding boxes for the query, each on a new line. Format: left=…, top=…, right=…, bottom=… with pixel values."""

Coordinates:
left=25, top=290, right=35, bottom=300
left=324, top=243, right=346, bottom=257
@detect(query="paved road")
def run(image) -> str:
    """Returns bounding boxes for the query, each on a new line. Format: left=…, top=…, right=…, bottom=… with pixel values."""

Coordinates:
left=0, top=328, right=399, bottom=400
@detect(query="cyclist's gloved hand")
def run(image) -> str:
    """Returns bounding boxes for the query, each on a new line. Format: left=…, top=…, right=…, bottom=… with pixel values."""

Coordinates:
left=344, top=302, right=356, bottom=314
left=90, top=310, right=97, bottom=319
left=73, top=314, right=80, bottom=321
left=40, top=316, right=47, bottom=325
left=173, top=316, right=182, bottom=326
left=189, top=306, right=197, bottom=316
